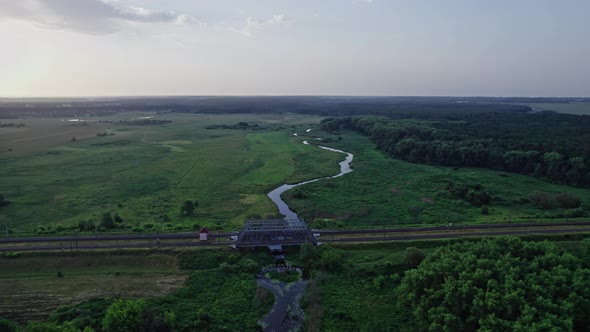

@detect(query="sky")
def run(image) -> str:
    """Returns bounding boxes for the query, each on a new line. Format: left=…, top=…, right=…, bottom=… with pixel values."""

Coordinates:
left=0, top=0, right=589, bottom=97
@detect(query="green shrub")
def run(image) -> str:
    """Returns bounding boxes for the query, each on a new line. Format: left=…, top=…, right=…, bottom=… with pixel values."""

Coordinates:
left=0, top=317, right=18, bottom=332
left=447, top=182, right=491, bottom=207
left=404, top=247, right=426, bottom=268
left=555, top=193, right=582, bottom=209
left=113, top=213, right=124, bottom=223
left=529, top=190, right=554, bottom=209
left=238, top=259, right=260, bottom=273
left=372, top=275, right=386, bottom=289
left=564, top=208, right=585, bottom=218
left=300, top=242, right=316, bottom=267
left=319, top=245, right=344, bottom=271
left=177, top=251, right=228, bottom=270
left=49, top=299, right=113, bottom=331
left=78, top=220, right=95, bottom=232
left=481, top=206, right=489, bottom=215
left=219, top=262, right=236, bottom=273
left=102, top=299, right=145, bottom=332
left=99, top=213, right=115, bottom=229
left=22, top=321, right=62, bottom=332
left=269, top=270, right=300, bottom=283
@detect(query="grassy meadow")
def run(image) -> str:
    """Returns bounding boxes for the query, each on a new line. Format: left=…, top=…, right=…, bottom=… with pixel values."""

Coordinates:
left=284, top=130, right=590, bottom=228
left=2, top=111, right=589, bottom=235
left=0, top=113, right=342, bottom=235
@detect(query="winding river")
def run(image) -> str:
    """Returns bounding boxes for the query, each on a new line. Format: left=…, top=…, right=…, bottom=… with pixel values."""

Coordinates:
left=267, top=140, right=354, bottom=220
left=257, top=140, right=354, bottom=332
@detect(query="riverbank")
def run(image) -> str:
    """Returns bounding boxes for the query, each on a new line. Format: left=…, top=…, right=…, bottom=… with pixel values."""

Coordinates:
left=267, top=140, right=354, bottom=220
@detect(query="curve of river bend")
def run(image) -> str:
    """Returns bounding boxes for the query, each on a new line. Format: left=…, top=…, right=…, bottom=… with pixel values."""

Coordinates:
left=258, top=140, right=354, bottom=332
left=267, top=140, right=354, bottom=220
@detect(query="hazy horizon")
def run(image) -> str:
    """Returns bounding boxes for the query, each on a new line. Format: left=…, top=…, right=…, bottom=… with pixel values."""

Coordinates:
left=2, top=95, right=590, bottom=101
left=1, top=0, right=589, bottom=97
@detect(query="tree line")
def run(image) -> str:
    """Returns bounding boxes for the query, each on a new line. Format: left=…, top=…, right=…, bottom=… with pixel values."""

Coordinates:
left=321, top=112, right=590, bottom=186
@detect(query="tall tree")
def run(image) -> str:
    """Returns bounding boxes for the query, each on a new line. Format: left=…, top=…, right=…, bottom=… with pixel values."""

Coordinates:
left=102, top=299, right=145, bottom=332
left=0, top=194, right=9, bottom=207
left=180, top=200, right=195, bottom=216
left=100, top=213, right=115, bottom=229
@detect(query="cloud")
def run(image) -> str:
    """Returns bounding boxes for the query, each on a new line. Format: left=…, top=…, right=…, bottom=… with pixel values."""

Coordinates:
left=231, top=14, right=286, bottom=37
left=0, top=0, right=199, bottom=35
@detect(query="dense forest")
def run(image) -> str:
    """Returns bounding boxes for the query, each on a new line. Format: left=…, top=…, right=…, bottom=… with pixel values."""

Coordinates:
left=320, top=112, right=590, bottom=186
left=0, top=96, right=562, bottom=118
left=399, top=237, right=590, bottom=331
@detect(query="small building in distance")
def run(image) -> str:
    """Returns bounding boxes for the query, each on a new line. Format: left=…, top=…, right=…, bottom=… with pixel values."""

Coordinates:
left=199, top=227, right=210, bottom=241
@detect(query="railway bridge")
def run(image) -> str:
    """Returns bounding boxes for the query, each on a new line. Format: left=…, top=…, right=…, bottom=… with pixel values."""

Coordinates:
left=233, top=219, right=318, bottom=248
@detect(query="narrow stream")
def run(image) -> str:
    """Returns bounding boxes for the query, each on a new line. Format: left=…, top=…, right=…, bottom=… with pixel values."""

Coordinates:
left=257, top=277, right=308, bottom=332
left=258, top=140, right=354, bottom=332
left=267, top=140, right=354, bottom=220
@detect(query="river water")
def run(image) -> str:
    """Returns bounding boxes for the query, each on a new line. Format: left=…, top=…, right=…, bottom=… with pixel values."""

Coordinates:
left=266, top=140, right=354, bottom=220
left=257, top=277, right=308, bottom=332
left=258, top=140, right=354, bottom=331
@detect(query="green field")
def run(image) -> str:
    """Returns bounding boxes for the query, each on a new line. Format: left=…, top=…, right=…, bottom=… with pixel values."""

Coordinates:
left=0, top=113, right=342, bottom=235
left=2, top=112, right=589, bottom=236
left=284, top=130, right=590, bottom=228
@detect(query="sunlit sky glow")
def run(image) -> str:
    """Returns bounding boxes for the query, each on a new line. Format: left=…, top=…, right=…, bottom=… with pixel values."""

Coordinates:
left=0, top=0, right=589, bottom=97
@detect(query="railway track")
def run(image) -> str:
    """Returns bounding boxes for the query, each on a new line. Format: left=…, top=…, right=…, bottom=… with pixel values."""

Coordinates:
left=1, top=221, right=589, bottom=252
